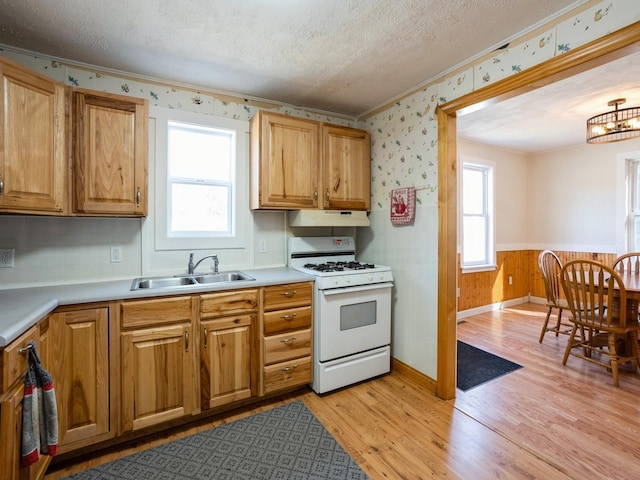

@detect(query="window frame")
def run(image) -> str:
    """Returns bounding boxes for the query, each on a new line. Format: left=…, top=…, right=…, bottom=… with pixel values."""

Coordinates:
left=627, top=158, right=640, bottom=252
left=152, top=107, right=249, bottom=251
left=460, top=157, right=496, bottom=273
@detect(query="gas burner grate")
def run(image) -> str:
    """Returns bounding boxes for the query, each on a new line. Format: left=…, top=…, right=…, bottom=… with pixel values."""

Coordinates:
left=303, top=261, right=376, bottom=272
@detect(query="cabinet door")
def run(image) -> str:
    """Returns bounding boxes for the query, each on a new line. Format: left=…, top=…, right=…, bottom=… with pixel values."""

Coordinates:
left=0, top=57, right=67, bottom=215
left=201, top=315, right=254, bottom=409
left=0, top=379, right=51, bottom=480
left=121, top=323, right=197, bottom=431
left=51, top=307, right=112, bottom=451
left=250, top=111, right=319, bottom=209
left=322, top=124, right=370, bottom=210
left=73, top=89, right=148, bottom=216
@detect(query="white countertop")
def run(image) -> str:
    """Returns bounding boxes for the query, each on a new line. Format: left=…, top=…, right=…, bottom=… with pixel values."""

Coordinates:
left=0, top=267, right=314, bottom=347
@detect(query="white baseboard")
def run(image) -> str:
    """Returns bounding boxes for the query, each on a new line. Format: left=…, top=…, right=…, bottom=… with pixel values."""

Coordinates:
left=457, top=296, right=535, bottom=321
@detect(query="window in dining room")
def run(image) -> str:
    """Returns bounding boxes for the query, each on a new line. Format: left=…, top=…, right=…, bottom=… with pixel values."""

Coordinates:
left=627, top=158, right=640, bottom=251
left=460, top=157, right=495, bottom=272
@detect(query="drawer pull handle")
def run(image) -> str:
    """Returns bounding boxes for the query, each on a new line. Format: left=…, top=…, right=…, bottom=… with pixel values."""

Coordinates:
left=281, top=365, right=298, bottom=373
left=280, top=337, right=296, bottom=345
left=280, top=313, right=297, bottom=320
left=185, top=330, right=189, bottom=352
left=280, top=290, right=297, bottom=297
left=18, top=343, right=34, bottom=354
left=136, top=187, right=141, bottom=206
left=203, top=327, right=208, bottom=348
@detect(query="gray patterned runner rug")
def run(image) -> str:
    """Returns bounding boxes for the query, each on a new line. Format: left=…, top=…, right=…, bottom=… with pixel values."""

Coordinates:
left=64, top=400, right=369, bottom=480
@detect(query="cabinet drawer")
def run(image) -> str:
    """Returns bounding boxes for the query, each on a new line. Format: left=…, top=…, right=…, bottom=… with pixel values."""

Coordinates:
left=263, top=282, right=312, bottom=311
left=200, top=289, right=258, bottom=318
left=120, top=296, right=193, bottom=329
left=0, top=325, right=39, bottom=393
left=264, top=329, right=311, bottom=365
left=263, top=306, right=311, bottom=335
left=263, top=356, right=311, bottom=395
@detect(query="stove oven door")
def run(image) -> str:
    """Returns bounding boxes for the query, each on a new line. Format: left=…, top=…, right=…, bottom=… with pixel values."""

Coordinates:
left=317, top=282, right=392, bottom=362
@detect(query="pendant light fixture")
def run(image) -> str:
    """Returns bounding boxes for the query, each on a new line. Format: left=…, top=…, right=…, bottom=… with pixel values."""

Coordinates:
left=586, top=98, right=640, bottom=144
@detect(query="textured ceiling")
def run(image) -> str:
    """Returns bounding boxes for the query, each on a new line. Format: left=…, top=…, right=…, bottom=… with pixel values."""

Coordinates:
left=457, top=50, right=640, bottom=154
left=0, top=0, right=582, bottom=117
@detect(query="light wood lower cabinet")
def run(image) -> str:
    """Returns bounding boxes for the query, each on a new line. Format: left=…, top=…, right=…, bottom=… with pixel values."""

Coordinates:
left=260, top=282, right=313, bottom=395
left=0, top=325, right=50, bottom=480
left=49, top=306, right=113, bottom=452
left=200, top=289, right=258, bottom=410
left=120, top=296, right=199, bottom=432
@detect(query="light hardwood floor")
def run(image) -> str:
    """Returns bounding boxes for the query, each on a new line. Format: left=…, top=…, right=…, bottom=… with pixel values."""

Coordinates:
left=45, top=303, right=640, bottom=479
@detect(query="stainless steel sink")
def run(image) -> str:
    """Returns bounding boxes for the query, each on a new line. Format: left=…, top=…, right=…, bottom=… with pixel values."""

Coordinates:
left=131, top=276, right=198, bottom=290
left=131, top=271, right=254, bottom=290
left=193, top=272, right=254, bottom=284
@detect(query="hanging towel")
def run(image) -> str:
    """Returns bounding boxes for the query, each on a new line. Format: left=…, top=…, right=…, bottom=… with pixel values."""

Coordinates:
left=21, top=340, right=58, bottom=467
left=390, top=187, right=416, bottom=225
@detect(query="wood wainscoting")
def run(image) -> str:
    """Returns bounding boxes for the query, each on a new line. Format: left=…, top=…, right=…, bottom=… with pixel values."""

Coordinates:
left=458, top=250, right=617, bottom=312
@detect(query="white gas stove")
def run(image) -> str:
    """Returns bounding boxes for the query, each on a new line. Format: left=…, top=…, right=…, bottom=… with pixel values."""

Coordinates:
left=288, top=237, right=393, bottom=290
left=288, top=236, right=393, bottom=394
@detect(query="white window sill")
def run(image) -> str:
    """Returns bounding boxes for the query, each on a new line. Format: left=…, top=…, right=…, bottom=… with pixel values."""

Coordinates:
left=461, top=264, right=497, bottom=274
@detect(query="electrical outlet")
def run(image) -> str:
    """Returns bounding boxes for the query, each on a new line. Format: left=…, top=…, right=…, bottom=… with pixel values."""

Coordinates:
left=110, top=245, right=122, bottom=263
left=0, top=248, right=14, bottom=268
left=508, top=275, right=513, bottom=285
left=259, top=239, right=267, bottom=253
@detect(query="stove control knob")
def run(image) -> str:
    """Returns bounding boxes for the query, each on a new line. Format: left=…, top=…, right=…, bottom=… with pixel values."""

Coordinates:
left=345, top=277, right=351, bottom=284
left=368, top=274, right=374, bottom=282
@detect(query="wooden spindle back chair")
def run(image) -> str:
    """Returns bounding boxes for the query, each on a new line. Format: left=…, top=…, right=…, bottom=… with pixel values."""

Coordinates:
left=538, top=250, right=572, bottom=343
left=560, top=259, right=640, bottom=386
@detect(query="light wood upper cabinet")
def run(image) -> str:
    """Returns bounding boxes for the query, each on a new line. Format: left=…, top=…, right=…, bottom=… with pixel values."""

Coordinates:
left=0, top=57, right=67, bottom=215
left=72, top=89, right=148, bottom=216
left=250, top=110, right=370, bottom=211
left=250, top=110, right=319, bottom=209
left=49, top=306, right=113, bottom=452
left=322, top=124, right=370, bottom=211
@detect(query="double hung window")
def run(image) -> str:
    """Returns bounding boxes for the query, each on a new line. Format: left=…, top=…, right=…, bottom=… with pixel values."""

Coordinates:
left=461, top=158, right=495, bottom=271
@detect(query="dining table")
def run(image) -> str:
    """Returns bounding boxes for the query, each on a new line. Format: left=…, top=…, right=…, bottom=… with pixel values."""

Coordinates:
left=611, top=271, right=640, bottom=322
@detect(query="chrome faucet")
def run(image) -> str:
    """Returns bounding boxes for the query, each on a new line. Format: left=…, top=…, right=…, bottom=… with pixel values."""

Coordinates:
left=188, top=253, right=219, bottom=275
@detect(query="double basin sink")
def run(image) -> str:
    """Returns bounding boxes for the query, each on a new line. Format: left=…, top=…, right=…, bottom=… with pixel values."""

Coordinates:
left=131, top=271, right=255, bottom=291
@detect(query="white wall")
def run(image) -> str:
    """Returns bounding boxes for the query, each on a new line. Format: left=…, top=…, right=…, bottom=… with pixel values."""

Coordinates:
left=528, top=138, right=640, bottom=253
left=458, top=139, right=529, bottom=250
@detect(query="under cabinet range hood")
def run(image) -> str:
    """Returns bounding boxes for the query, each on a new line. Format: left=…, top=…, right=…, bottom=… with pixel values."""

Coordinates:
left=288, top=210, right=370, bottom=227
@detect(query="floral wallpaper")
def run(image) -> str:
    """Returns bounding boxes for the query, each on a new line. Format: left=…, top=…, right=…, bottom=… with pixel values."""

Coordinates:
left=0, top=50, right=355, bottom=128
left=364, top=0, right=640, bottom=211
left=1, top=0, right=638, bottom=215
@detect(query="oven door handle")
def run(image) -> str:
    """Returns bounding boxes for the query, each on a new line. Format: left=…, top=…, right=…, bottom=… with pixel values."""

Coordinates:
left=321, top=282, right=394, bottom=295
